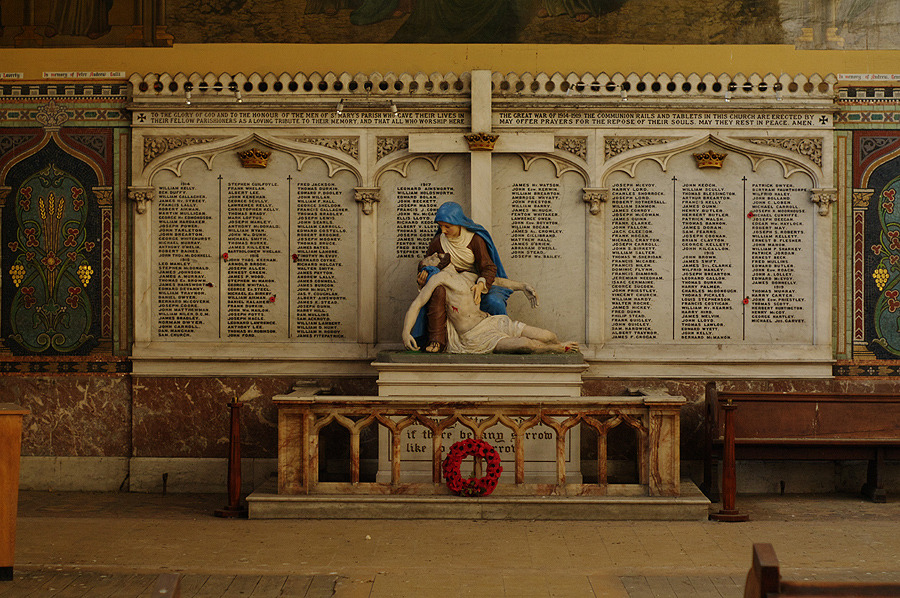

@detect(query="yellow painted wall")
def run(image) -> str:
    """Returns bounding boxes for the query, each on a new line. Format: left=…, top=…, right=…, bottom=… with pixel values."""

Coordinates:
left=1, top=44, right=898, bottom=78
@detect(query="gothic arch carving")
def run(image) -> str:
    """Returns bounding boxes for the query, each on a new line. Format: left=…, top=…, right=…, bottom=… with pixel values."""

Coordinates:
left=516, top=152, right=589, bottom=184
left=373, top=152, right=445, bottom=187
left=141, top=132, right=363, bottom=186
left=598, top=134, right=823, bottom=189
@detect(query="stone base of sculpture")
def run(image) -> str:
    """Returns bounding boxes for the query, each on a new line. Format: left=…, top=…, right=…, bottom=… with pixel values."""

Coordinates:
left=374, top=351, right=587, bottom=484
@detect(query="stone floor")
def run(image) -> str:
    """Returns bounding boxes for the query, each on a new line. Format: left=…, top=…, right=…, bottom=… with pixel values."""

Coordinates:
left=3, top=491, right=900, bottom=597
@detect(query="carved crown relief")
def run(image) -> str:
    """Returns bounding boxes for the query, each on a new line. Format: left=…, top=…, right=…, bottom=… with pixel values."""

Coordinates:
left=237, top=148, right=271, bottom=168
left=693, top=150, right=727, bottom=169
left=464, top=132, right=499, bottom=151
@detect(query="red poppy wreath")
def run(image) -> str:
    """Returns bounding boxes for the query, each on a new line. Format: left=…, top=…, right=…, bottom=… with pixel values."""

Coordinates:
left=442, top=438, right=503, bottom=497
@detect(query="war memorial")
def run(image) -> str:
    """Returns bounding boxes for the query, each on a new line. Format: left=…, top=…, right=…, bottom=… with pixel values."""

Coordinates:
left=0, top=0, right=898, bottom=525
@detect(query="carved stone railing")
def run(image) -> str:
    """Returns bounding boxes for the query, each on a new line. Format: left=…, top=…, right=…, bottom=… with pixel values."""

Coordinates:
left=274, top=394, right=685, bottom=498
left=128, top=71, right=836, bottom=103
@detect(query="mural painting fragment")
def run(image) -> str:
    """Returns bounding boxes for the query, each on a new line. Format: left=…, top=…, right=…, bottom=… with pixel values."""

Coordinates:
left=0, top=126, right=113, bottom=356
left=2, top=0, right=898, bottom=47
left=6, top=164, right=97, bottom=354
left=859, top=132, right=900, bottom=358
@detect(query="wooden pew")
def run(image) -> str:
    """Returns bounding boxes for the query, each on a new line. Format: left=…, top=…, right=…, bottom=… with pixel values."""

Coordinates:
left=704, top=383, right=900, bottom=504
left=744, top=543, right=900, bottom=597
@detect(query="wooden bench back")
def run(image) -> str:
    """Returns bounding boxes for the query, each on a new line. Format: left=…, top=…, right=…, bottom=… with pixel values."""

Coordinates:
left=744, top=543, right=900, bottom=597
left=707, top=384, right=900, bottom=443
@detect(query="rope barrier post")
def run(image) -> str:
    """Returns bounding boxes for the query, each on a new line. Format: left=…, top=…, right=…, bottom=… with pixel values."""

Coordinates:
left=215, top=400, right=248, bottom=518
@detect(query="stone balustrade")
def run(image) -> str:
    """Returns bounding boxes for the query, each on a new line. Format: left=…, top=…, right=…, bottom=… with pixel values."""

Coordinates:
left=274, top=393, right=685, bottom=498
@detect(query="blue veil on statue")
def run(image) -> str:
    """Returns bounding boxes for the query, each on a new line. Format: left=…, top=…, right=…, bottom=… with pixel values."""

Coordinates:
left=410, top=202, right=512, bottom=341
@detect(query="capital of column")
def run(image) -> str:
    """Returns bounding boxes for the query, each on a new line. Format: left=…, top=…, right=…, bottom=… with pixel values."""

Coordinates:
left=128, top=187, right=154, bottom=215
left=811, top=188, right=837, bottom=216
left=354, top=187, right=381, bottom=215
left=852, top=189, right=874, bottom=210
left=0, top=187, right=11, bottom=209
left=582, top=188, right=608, bottom=215
left=93, top=187, right=114, bottom=207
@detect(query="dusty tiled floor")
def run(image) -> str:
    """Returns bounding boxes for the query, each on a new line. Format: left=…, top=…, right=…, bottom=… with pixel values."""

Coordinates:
left=4, top=492, right=900, bottom=597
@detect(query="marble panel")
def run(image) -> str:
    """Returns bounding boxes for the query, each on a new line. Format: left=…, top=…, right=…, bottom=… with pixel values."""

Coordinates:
left=132, top=376, right=292, bottom=458
left=375, top=155, right=469, bottom=344
left=131, top=376, right=376, bottom=459
left=150, top=147, right=360, bottom=345
left=606, top=145, right=815, bottom=345
left=5, top=376, right=131, bottom=457
left=493, top=155, right=586, bottom=342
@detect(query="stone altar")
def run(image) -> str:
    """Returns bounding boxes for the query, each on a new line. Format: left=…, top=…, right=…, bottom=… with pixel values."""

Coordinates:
left=374, top=352, right=587, bottom=483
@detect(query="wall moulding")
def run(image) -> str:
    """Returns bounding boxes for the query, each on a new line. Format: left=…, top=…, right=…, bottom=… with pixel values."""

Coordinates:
left=128, top=71, right=838, bottom=104
left=599, top=133, right=828, bottom=188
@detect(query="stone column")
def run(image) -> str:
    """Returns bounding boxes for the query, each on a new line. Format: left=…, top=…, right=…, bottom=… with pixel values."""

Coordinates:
left=644, top=396, right=685, bottom=496
left=355, top=188, right=380, bottom=345
left=129, top=187, right=154, bottom=344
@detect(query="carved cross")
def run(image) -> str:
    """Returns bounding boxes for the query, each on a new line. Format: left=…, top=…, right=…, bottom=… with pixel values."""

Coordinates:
left=407, top=70, right=554, bottom=229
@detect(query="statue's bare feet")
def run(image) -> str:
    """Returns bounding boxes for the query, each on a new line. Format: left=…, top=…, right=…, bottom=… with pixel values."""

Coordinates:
left=425, top=341, right=442, bottom=353
left=563, top=342, right=579, bottom=352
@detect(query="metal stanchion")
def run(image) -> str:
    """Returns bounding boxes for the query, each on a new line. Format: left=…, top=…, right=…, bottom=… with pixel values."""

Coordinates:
left=214, top=400, right=247, bottom=518
left=710, top=397, right=749, bottom=522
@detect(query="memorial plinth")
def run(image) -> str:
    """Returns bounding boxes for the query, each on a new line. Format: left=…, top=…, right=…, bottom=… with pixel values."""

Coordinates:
left=256, top=384, right=703, bottom=519
left=374, top=351, right=587, bottom=484
left=0, top=404, right=28, bottom=582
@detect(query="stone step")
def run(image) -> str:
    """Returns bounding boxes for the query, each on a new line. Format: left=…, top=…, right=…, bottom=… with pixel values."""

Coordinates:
left=246, top=479, right=710, bottom=521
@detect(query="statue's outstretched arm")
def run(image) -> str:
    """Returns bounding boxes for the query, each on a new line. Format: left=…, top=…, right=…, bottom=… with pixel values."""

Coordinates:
left=493, top=276, right=540, bottom=308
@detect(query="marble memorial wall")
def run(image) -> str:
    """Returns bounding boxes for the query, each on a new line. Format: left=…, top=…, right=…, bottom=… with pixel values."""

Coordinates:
left=375, top=156, right=469, bottom=342
left=493, top=156, right=586, bottom=340
left=128, top=76, right=833, bottom=374
left=150, top=148, right=359, bottom=344
left=607, top=148, right=815, bottom=345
